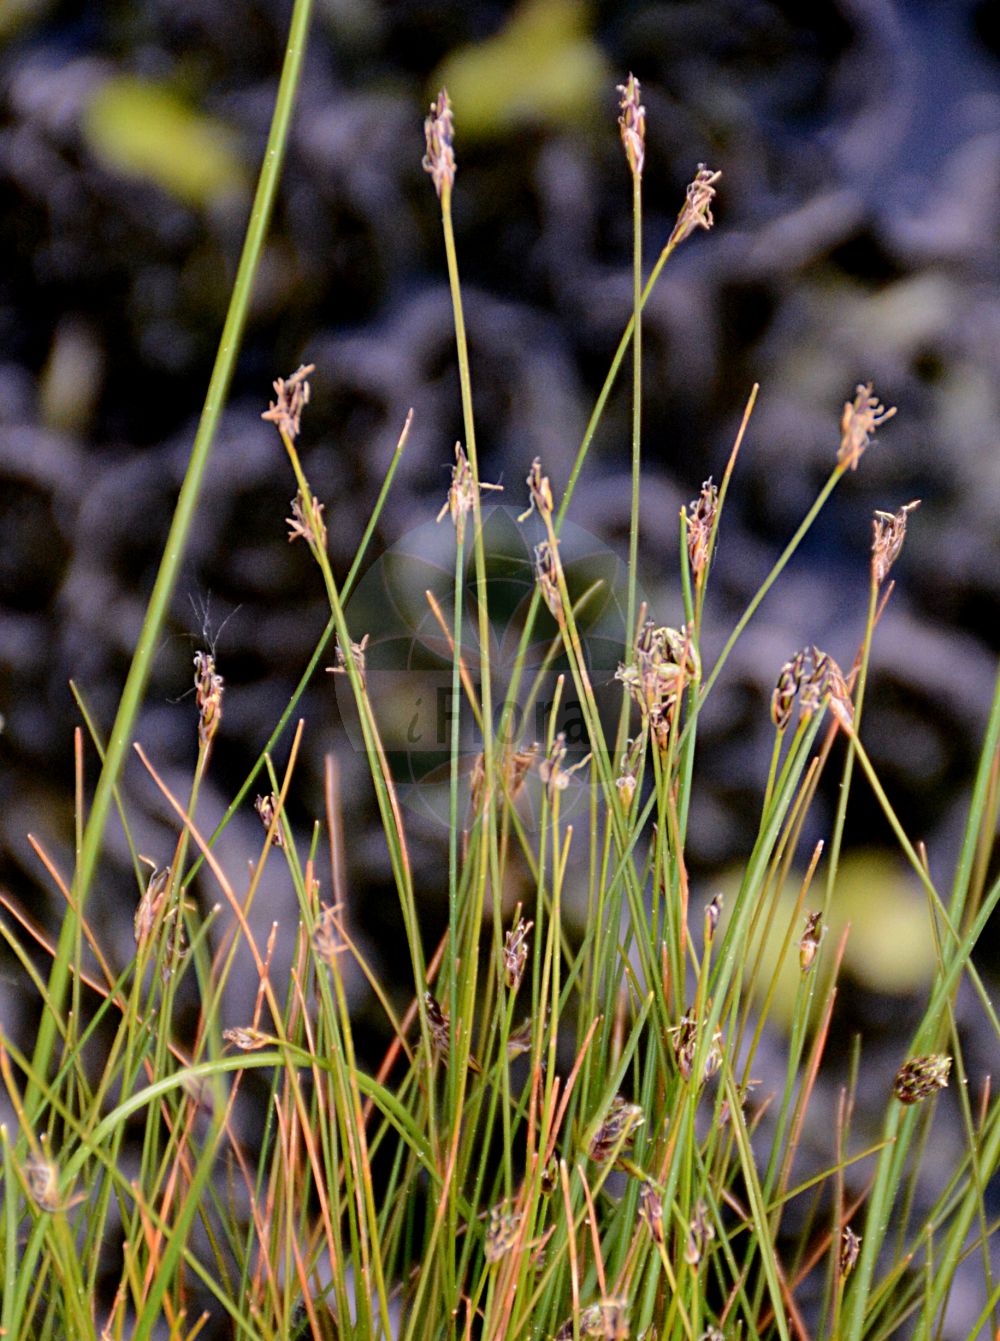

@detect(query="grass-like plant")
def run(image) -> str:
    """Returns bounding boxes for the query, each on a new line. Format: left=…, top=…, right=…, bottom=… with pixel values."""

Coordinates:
left=2, top=9, right=999, bottom=1339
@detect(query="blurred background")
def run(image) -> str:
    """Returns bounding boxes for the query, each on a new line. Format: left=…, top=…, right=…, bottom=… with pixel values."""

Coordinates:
left=1, top=0, right=998, bottom=1314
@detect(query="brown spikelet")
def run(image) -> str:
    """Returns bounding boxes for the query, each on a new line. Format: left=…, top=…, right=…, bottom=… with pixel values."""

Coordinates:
left=422, top=89, right=455, bottom=198
left=254, top=792, right=285, bottom=848
left=436, top=441, right=502, bottom=544
left=671, top=166, right=721, bottom=246
left=589, top=1095, right=644, bottom=1164
left=134, top=862, right=171, bottom=944
left=286, top=490, right=327, bottom=547
left=838, top=382, right=896, bottom=471
left=684, top=1199, right=715, bottom=1266
left=799, top=910, right=823, bottom=973
left=532, top=541, right=562, bottom=620
left=502, top=916, right=532, bottom=992
left=262, top=363, right=315, bottom=442
left=425, top=991, right=451, bottom=1062
left=639, top=1180, right=664, bottom=1245
left=771, top=651, right=804, bottom=731
left=840, top=1225, right=862, bottom=1277
left=327, top=632, right=369, bottom=688
left=519, top=457, right=555, bottom=522
left=223, top=1026, right=271, bottom=1052
left=684, top=478, right=718, bottom=576
left=872, top=500, right=920, bottom=586
left=617, top=74, right=645, bottom=178
left=484, top=1201, right=522, bottom=1264
left=894, top=1054, right=951, bottom=1104
left=193, top=650, right=224, bottom=745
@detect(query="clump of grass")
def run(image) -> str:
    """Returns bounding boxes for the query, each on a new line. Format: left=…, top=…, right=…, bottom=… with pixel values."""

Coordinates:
left=2, top=24, right=999, bottom=1341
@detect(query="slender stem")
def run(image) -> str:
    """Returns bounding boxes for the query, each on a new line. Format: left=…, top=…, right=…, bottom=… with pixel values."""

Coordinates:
left=825, top=574, right=879, bottom=907
left=625, top=169, right=643, bottom=660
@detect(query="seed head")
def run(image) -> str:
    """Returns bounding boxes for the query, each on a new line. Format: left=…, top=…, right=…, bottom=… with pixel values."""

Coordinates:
left=872, top=500, right=920, bottom=586
left=313, top=903, right=346, bottom=966
left=327, top=632, right=369, bottom=688
left=838, top=382, right=897, bottom=471
left=703, top=1025, right=724, bottom=1081
left=503, top=916, right=532, bottom=991
left=840, top=1225, right=862, bottom=1277
left=555, top=1298, right=629, bottom=1341
left=894, top=1054, right=952, bottom=1104
left=824, top=657, right=855, bottom=727
left=615, top=771, right=636, bottom=811
left=618, top=622, right=698, bottom=748
left=670, top=1009, right=698, bottom=1080
left=799, top=911, right=823, bottom=973
left=423, top=89, right=455, bottom=198
left=639, top=1180, right=664, bottom=1245
left=24, top=1139, right=84, bottom=1214
left=502, top=742, right=537, bottom=801
left=581, top=1297, right=629, bottom=1340
left=286, top=490, right=327, bottom=548
left=669, top=1007, right=724, bottom=1084
left=781, top=646, right=851, bottom=725
left=685, top=478, right=718, bottom=577
left=798, top=646, right=830, bottom=716
left=534, top=540, right=564, bottom=620
left=254, top=793, right=285, bottom=848
left=538, top=731, right=589, bottom=798
left=262, top=363, right=315, bottom=442
left=684, top=1199, right=715, bottom=1266
left=506, top=1017, right=534, bottom=1059
left=134, top=862, right=172, bottom=944
left=484, top=1200, right=522, bottom=1264
left=540, top=1155, right=559, bottom=1195
left=436, top=441, right=502, bottom=544
left=425, top=991, right=451, bottom=1062
left=671, top=166, right=721, bottom=246
left=717, top=1077, right=760, bottom=1129
left=193, top=650, right=224, bottom=745
left=771, top=652, right=804, bottom=731
left=616, top=735, right=643, bottom=811
left=705, top=891, right=724, bottom=943
left=589, top=1095, right=644, bottom=1164
left=223, top=1026, right=271, bottom=1051
left=618, top=74, right=646, bottom=178
left=519, top=457, right=555, bottom=522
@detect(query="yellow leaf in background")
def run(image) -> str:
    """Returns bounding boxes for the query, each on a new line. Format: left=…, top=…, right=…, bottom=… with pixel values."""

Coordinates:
left=0, top=0, right=55, bottom=43
left=719, top=850, right=937, bottom=1030
left=430, top=0, right=609, bottom=140
left=834, top=850, right=938, bottom=995
left=81, top=76, right=247, bottom=208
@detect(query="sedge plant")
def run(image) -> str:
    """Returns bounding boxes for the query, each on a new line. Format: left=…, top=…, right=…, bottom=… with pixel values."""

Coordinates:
left=1, top=24, right=998, bottom=1341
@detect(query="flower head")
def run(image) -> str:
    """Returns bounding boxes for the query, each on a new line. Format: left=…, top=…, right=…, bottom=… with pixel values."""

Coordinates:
left=671, top=166, right=721, bottom=246
left=262, top=363, right=315, bottom=442
left=617, top=74, right=645, bottom=178
left=894, top=1054, right=951, bottom=1104
left=872, top=500, right=920, bottom=586
left=838, top=383, right=896, bottom=471
left=422, top=89, right=455, bottom=198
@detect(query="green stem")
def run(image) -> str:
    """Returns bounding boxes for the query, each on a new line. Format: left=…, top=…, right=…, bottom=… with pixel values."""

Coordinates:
left=825, top=575, right=879, bottom=906
left=625, top=169, right=643, bottom=659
